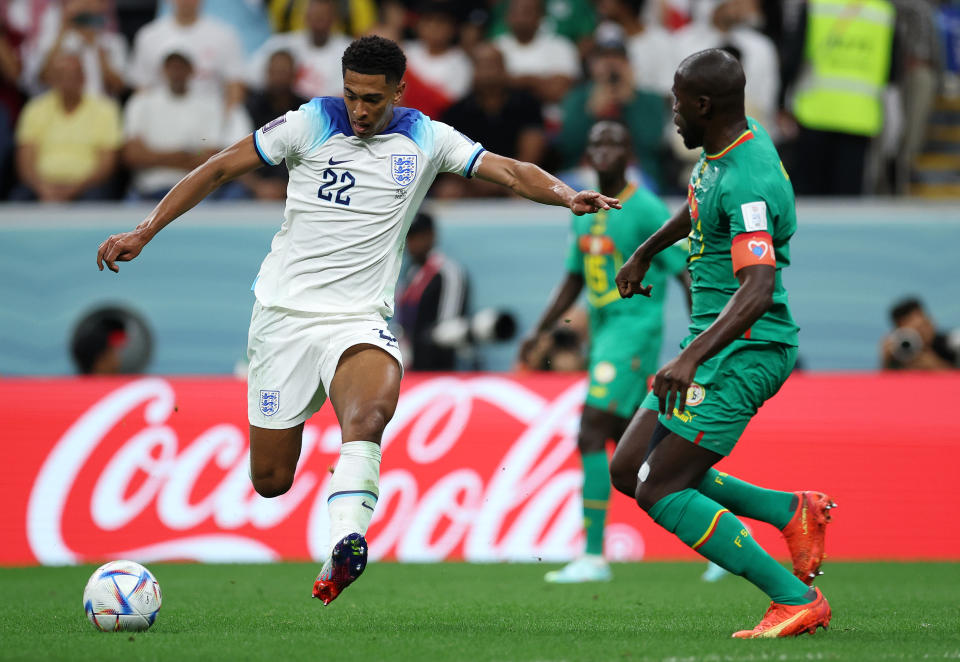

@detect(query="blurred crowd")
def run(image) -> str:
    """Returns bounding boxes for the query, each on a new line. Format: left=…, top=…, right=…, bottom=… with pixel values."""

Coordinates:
left=0, top=0, right=956, bottom=202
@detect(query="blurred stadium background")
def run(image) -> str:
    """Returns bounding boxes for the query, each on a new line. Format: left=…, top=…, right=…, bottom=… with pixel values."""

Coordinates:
left=1, top=3, right=959, bottom=657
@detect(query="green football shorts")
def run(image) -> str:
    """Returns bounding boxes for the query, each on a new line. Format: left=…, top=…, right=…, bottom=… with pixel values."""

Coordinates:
left=640, top=338, right=798, bottom=455
left=586, top=320, right=661, bottom=420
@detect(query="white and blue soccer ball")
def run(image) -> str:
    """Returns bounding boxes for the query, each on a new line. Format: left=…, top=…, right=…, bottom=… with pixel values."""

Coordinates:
left=82, top=560, right=162, bottom=632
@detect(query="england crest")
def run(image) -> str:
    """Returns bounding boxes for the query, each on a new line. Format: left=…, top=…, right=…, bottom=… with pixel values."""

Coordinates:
left=391, top=154, right=417, bottom=186
left=259, top=390, right=279, bottom=416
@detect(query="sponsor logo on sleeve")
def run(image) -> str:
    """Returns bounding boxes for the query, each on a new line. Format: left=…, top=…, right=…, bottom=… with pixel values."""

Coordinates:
left=261, top=116, right=287, bottom=134
left=741, top=201, right=768, bottom=231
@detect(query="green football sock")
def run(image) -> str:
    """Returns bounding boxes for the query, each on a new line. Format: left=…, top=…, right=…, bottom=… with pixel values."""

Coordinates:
left=649, top=489, right=810, bottom=605
left=581, top=450, right=610, bottom=556
left=698, top=469, right=796, bottom=530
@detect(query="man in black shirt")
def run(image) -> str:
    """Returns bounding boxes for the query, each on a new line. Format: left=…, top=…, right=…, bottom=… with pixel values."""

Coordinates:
left=243, top=50, right=308, bottom=199
left=394, top=212, right=471, bottom=371
left=437, top=42, right=545, bottom=198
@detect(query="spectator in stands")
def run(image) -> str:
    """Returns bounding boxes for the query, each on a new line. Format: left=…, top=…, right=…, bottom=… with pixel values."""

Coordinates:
left=881, top=297, right=959, bottom=370
left=22, top=0, right=127, bottom=98
left=394, top=212, right=471, bottom=371
left=494, top=0, right=580, bottom=110
left=556, top=34, right=665, bottom=191
left=13, top=52, right=120, bottom=201
left=127, top=0, right=246, bottom=107
left=0, top=7, right=24, bottom=195
left=247, top=0, right=350, bottom=99
left=596, top=0, right=674, bottom=96
left=671, top=0, right=779, bottom=132
left=267, top=0, right=377, bottom=37
left=402, top=0, right=471, bottom=118
left=436, top=42, right=545, bottom=197
left=487, top=0, right=596, bottom=54
left=780, top=0, right=896, bottom=195
left=242, top=49, right=307, bottom=200
left=891, top=0, right=941, bottom=194
left=157, top=0, right=271, bottom=56
left=123, top=50, right=251, bottom=201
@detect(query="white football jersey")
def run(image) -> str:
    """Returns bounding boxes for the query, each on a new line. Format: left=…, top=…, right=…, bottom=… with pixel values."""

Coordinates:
left=252, top=97, right=485, bottom=317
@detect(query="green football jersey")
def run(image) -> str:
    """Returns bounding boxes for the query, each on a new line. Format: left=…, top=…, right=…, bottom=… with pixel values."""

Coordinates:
left=565, top=184, right=687, bottom=331
left=685, top=118, right=799, bottom=346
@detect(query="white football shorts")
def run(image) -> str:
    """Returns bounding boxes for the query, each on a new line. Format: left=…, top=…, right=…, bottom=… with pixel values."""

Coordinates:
left=246, top=301, right=404, bottom=429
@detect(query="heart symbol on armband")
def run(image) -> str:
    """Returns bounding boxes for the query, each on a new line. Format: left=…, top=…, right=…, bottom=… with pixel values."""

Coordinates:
left=747, top=240, right=768, bottom=259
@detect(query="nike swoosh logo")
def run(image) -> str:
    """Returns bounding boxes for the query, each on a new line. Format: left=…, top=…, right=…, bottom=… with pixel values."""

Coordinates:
left=361, top=501, right=374, bottom=511
left=328, top=157, right=351, bottom=165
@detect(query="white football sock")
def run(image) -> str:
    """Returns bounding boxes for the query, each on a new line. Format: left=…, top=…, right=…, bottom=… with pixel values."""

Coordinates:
left=327, top=440, right=381, bottom=557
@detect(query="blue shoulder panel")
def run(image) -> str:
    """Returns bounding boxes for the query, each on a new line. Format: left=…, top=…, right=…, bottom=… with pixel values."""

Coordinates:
left=383, top=107, right=432, bottom=154
left=304, top=97, right=352, bottom=150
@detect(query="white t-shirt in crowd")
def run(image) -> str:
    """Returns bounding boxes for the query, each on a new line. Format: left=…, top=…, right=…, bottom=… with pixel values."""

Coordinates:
left=494, top=31, right=580, bottom=79
left=127, top=15, right=245, bottom=96
left=627, top=25, right=675, bottom=96
left=124, top=85, right=251, bottom=194
left=252, top=98, right=485, bottom=317
left=246, top=31, right=352, bottom=98
left=403, top=41, right=473, bottom=102
left=21, top=6, right=127, bottom=96
left=672, top=23, right=779, bottom=131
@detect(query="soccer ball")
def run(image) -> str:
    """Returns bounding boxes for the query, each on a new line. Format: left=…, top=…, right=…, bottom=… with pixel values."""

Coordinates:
left=82, top=560, right=162, bottom=632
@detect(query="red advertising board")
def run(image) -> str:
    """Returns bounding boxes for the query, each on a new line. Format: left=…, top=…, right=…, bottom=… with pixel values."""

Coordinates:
left=2, top=373, right=958, bottom=566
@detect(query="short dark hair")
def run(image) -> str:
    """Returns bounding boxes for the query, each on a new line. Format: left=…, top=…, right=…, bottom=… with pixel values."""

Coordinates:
left=342, top=36, right=406, bottom=85
left=890, top=297, right=924, bottom=325
left=408, top=212, right=435, bottom=237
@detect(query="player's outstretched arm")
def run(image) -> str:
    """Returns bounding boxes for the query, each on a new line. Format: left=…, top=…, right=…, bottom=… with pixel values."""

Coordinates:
left=654, top=264, right=775, bottom=418
left=517, top=272, right=584, bottom=368
left=96, top=135, right=263, bottom=273
left=616, top=204, right=692, bottom=299
left=475, top=152, right=621, bottom=215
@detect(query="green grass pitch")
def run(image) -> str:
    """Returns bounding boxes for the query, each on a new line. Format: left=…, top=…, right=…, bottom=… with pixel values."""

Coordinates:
left=1, top=562, right=957, bottom=661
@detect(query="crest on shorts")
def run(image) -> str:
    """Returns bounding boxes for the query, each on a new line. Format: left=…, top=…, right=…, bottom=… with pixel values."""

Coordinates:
left=259, top=390, right=280, bottom=416
left=391, top=154, right=417, bottom=186
left=686, top=383, right=706, bottom=407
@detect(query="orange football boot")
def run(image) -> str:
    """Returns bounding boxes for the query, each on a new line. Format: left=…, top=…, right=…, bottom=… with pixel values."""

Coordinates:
left=731, top=588, right=832, bottom=639
left=781, top=491, right=836, bottom=584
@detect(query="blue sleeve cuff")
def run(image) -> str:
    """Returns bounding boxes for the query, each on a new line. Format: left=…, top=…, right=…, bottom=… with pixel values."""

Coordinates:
left=463, top=146, right=485, bottom=178
left=253, top=132, right=276, bottom=166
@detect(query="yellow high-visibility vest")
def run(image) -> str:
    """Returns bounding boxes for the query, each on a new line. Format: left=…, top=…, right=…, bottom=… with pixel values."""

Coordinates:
left=793, top=0, right=895, bottom=136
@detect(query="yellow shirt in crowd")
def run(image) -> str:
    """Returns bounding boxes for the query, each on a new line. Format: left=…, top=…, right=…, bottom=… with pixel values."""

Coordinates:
left=15, top=92, right=122, bottom=185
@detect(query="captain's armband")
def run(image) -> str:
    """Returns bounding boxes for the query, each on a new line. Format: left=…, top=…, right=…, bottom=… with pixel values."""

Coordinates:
left=731, top=231, right=775, bottom=274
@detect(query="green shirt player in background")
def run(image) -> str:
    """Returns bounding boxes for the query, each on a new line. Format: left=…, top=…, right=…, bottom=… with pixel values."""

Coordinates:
left=518, top=120, right=689, bottom=583
left=611, top=50, right=837, bottom=638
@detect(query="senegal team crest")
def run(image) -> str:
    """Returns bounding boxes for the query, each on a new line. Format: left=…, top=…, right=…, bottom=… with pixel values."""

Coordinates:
left=391, top=154, right=417, bottom=186
left=686, top=383, right=705, bottom=407
left=259, top=390, right=279, bottom=416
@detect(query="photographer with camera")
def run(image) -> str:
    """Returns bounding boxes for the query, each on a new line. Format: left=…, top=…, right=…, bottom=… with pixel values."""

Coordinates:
left=555, top=30, right=665, bottom=192
left=881, top=297, right=960, bottom=370
left=395, top=212, right=516, bottom=371
left=24, top=0, right=127, bottom=98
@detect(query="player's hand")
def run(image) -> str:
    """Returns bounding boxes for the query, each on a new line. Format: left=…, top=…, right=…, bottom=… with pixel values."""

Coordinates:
left=615, top=250, right=653, bottom=298
left=97, top=229, right=149, bottom=273
left=569, top=190, right=621, bottom=216
left=653, top=352, right=699, bottom=419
